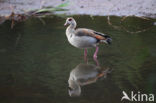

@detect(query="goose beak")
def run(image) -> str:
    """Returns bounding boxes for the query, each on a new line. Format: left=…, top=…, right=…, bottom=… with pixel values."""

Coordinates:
left=64, top=23, right=67, bottom=26
left=64, top=21, right=69, bottom=26
left=64, top=22, right=68, bottom=26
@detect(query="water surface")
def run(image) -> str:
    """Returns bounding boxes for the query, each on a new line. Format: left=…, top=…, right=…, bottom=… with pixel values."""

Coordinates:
left=0, top=16, right=156, bottom=103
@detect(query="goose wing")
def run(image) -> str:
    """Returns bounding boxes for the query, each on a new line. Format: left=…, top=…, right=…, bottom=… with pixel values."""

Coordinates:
left=75, top=28, right=109, bottom=40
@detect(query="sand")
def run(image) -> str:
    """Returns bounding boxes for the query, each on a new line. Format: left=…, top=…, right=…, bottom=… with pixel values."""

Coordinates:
left=0, top=0, right=156, bottom=18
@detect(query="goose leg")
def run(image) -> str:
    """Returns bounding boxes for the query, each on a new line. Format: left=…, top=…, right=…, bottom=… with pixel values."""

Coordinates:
left=94, top=56, right=99, bottom=66
left=93, top=46, right=99, bottom=66
left=93, top=46, right=99, bottom=59
left=84, top=48, right=88, bottom=62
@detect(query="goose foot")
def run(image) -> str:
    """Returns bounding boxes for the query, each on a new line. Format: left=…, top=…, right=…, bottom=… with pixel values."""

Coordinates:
left=93, top=57, right=99, bottom=66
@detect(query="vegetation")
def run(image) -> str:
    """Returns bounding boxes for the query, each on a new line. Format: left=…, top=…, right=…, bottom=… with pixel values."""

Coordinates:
left=0, top=2, right=69, bottom=28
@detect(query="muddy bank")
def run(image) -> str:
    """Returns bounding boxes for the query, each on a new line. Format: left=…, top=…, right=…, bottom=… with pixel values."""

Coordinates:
left=0, top=0, right=156, bottom=18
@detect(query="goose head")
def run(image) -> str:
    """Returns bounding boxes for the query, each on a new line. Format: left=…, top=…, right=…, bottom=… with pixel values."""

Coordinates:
left=64, top=17, right=77, bottom=28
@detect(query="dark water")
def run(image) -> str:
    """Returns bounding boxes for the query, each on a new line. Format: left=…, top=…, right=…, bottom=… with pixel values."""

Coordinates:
left=0, top=16, right=156, bottom=103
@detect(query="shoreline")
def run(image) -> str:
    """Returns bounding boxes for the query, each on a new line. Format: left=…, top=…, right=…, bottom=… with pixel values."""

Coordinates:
left=0, top=0, right=156, bottom=18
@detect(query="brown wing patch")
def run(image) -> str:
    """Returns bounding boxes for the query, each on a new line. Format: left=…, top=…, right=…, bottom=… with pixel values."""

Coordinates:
left=75, top=28, right=106, bottom=40
left=94, top=35, right=106, bottom=40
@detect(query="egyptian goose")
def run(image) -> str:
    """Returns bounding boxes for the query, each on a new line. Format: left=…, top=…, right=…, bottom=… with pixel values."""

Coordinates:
left=68, top=63, right=110, bottom=97
left=64, top=17, right=112, bottom=60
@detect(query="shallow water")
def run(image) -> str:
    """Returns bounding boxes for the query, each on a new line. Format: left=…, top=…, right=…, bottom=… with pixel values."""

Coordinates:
left=0, top=16, right=156, bottom=103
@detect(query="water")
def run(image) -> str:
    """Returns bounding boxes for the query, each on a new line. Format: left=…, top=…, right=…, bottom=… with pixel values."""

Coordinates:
left=0, top=16, right=156, bottom=103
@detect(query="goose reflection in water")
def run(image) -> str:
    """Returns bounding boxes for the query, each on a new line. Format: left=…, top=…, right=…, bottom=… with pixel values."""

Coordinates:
left=68, top=63, right=111, bottom=97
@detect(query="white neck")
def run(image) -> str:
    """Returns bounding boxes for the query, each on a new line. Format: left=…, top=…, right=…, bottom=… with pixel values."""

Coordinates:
left=66, top=24, right=76, bottom=39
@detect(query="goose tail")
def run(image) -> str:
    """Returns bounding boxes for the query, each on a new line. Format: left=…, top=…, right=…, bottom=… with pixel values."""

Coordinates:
left=101, top=35, right=112, bottom=44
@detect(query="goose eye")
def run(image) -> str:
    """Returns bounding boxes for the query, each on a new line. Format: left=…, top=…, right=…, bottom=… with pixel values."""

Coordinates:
left=68, top=18, right=72, bottom=21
